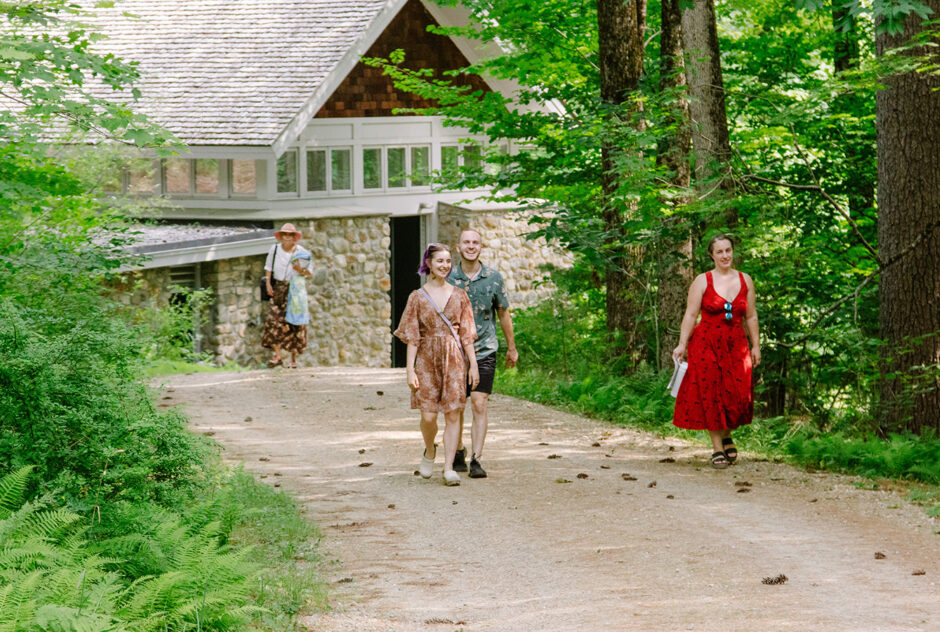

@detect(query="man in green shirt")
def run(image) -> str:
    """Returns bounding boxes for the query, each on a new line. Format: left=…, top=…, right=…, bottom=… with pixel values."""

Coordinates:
left=448, top=229, right=518, bottom=478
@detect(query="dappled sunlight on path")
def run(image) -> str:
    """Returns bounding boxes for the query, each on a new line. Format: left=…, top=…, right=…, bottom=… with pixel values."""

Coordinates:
left=163, top=367, right=940, bottom=632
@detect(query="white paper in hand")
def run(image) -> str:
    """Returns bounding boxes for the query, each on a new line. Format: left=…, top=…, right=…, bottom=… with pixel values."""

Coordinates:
left=667, top=359, right=688, bottom=398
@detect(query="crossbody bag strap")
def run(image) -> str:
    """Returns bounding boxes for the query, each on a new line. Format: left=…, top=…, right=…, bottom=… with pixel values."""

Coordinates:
left=418, top=288, right=463, bottom=352
left=268, top=245, right=279, bottom=280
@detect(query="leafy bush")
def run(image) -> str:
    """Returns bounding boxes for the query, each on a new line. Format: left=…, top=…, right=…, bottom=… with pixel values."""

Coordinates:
left=133, top=285, right=215, bottom=364
left=0, top=299, right=214, bottom=510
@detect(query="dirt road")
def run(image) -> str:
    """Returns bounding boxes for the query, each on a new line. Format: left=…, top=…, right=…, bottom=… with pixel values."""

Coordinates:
left=161, top=367, right=939, bottom=632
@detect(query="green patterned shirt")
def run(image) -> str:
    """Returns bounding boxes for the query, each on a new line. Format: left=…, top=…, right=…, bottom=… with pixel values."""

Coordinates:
left=449, top=262, right=510, bottom=360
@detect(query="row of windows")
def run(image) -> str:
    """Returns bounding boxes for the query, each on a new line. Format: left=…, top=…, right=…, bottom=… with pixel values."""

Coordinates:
left=115, top=144, right=485, bottom=198
left=118, top=158, right=256, bottom=197
left=275, top=144, right=483, bottom=195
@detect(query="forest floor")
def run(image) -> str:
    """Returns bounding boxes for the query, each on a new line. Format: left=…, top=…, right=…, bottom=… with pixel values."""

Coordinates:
left=160, top=367, right=939, bottom=632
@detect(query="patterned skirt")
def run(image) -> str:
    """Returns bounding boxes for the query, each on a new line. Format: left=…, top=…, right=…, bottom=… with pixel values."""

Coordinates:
left=262, top=280, right=307, bottom=353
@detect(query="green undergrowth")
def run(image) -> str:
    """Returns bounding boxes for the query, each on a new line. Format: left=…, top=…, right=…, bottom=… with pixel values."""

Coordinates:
left=0, top=466, right=325, bottom=631
left=494, top=366, right=940, bottom=514
left=144, top=359, right=244, bottom=378
left=220, top=469, right=327, bottom=628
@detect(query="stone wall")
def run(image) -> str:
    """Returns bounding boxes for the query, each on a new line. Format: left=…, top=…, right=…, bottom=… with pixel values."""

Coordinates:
left=437, top=203, right=573, bottom=308
left=118, top=207, right=560, bottom=367
left=293, top=215, right=392, bottom=366
left=202, top=257, right=267, bottom=366
left=116, top=214, right=392, bottom=368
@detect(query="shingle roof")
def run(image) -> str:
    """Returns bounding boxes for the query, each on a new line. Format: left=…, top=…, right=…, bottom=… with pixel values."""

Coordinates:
left=84, top=0, right=392, bottom=146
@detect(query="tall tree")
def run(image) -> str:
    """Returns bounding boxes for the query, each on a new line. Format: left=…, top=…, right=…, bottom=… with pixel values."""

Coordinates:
left=656, top=0, right=693, bottom=368
left=681, top=0, right=734, bottom=216
left=596, top=0, right=646, bottom=342
left=876, top=0, right=940, bottom=433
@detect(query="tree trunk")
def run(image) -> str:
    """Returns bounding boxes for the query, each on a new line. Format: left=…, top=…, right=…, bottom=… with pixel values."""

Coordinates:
left=680, top=0, right=731, bottom=177
left=656, top=0, right=694, bottom=369
left=596, top=0, right=645, bottom=341
left=876, top=2, right=940, bottom=433
left=680, top=0, right=734, bottom=219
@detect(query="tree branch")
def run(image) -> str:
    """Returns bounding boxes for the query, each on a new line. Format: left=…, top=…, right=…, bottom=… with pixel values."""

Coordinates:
left=777, top=273, right=877, bottom=348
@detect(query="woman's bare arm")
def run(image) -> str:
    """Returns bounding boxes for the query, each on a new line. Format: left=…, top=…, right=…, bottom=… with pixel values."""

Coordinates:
left=672, top=274, right=706, bottom=362
left=744, top=273, right=761, bottom=367
left=406, top=344, right=419, bottom=389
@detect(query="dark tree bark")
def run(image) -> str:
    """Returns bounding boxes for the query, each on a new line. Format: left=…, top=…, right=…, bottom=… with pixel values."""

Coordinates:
left=680, top=0, right=733, bottom=205
left=876, top=1, right=940, bottom=433
left=596, top=0, right=645, bottom=341
left=656, top=0, right=693, bottom=369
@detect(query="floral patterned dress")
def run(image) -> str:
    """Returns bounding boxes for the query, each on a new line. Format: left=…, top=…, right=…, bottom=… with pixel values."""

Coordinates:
left=394, top=287, right=477, bottom=413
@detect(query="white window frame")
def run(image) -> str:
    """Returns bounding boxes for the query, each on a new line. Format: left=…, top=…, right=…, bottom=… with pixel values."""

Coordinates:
left=228, top=159, right=259, bottom=199
left=275, top=150, right=300, bottom=198
left=303, top=146, right=353, bottom=196
left=358, top=144, right=434, bottom=193
left=192, top=158, right=225, bottom=199
left=161, top=158, right=193, bottom=196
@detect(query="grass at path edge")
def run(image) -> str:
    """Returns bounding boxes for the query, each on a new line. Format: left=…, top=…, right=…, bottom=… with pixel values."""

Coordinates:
left=494, top=367, right=940, bottom=519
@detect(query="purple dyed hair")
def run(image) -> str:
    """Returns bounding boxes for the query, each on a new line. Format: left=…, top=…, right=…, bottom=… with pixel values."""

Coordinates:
left=418, top=242, right=450, bottom=275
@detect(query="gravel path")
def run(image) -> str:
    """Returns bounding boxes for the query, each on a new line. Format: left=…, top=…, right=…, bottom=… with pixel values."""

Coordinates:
left=161, top=367, right=939, bottom=632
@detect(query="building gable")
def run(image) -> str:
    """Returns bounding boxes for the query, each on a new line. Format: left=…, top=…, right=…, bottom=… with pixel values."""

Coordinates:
left=315, top=0, right=490, bottom=118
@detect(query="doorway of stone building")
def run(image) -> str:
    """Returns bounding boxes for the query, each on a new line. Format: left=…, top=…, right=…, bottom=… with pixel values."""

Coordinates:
left=389, top=215, right=426, bottom=367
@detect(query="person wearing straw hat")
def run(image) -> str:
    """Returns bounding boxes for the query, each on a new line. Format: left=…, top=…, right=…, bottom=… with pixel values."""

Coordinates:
left=262, top=223, right=313, bottom=368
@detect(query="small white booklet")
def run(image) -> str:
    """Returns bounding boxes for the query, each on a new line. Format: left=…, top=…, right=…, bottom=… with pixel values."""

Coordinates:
left=667, top=359, right=688, bottom=398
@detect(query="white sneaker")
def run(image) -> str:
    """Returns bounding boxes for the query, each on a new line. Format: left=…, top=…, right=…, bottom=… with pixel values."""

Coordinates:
left=442, top=470, right=460, bottom=486
left=419, top=446, right=435, bottom=479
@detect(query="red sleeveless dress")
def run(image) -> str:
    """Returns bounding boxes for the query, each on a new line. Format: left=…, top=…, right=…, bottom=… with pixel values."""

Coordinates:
left=673, top=271, right=753, bottom=430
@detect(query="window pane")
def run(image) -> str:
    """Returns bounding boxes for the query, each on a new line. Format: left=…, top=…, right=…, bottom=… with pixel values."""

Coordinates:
left=126, top=159, right=154, bottom=195
left=463, top=144, right=482, bottom=172
left=100, top=160, right=122, bottom=194
left=164, top=158, right=190, bottom=194
left=332, top=149, right=351, bottom=190
left=306, top=150, right=326, bottom=192
left=441, top=145, right=459, bottom=179
left=410, top=146, right=430, bottom=186
left=363, top=148, right=382, bottom=189
left=387, top=147, right=406, bottom=188
left=195, top=159, right=219, bottom=194
left=277, top=150, right=298, bottom=193
left=231, top=159, right=256, bottom=195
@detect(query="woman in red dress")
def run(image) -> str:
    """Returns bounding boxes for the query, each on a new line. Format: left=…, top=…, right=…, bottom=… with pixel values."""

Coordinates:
left=672, top=235, right=761, bottom=469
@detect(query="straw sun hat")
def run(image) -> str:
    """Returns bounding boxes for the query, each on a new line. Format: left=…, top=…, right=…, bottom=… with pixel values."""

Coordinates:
left=274, top=223, right=302, bottom=239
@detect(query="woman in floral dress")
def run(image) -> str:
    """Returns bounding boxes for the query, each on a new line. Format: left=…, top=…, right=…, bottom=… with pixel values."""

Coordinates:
left=394, top=243, right=479, bottom=486
left=262, top=223, right=312, bottom=368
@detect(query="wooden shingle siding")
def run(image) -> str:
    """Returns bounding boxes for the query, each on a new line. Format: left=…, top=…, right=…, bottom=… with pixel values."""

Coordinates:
left=316, top=0, right=489, bottom=118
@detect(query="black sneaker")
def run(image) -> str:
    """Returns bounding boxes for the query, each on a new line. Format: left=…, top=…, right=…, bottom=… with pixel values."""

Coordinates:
left=468, top=457, right=487, bottom=479
left=453, top=447, right=468, bottom=472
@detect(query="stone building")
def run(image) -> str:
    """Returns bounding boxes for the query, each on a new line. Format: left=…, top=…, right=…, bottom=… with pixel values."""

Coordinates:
left=95, top=0, right=571, bottom=367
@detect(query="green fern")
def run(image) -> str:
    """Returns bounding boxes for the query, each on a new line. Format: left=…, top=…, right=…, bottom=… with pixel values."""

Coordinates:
left=0, top=466, right=33, bottom=519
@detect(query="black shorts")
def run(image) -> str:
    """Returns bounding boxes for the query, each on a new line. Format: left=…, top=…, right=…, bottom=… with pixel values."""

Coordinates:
left=468, top=353, right=497, bottom=396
